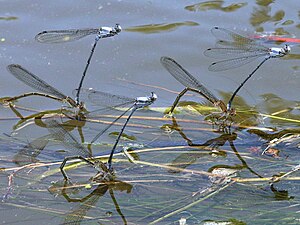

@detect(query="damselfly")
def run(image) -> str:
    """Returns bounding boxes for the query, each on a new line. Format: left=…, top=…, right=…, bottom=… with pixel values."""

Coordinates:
left=6, top=64, right=83, bottom=110
left=35, top=24, right=122, bottom=105
left=86, top=90, right=157, bottom=170
left=160, top=56, right=234, bottom=115
left=204, top=26, right=290, bottom=111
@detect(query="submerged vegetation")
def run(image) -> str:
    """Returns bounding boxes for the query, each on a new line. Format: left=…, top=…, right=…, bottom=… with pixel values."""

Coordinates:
left=1, top=1, right=300, bottom=224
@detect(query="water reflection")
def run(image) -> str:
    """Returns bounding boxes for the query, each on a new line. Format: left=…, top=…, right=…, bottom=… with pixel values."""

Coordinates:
left=185, top=1, right=247, bottom=12
left=0, top=16, right=18, bottom=21
left=49, top=180, right=132, bottom=224
left=7, top=105, right=63, bottom=129
left=125, top=21, right=199, bottom=34
left=12, top=134, right=50, bottom=166
left=45, top=119, right=113, bottom=181
left=167, top=134, right=231, bottom=172
left=248, top=127, right=300, bottom=152
left=285, top=53, right=300, bottom=60
left=256, top=93, right=300, bottom=126
left=2, top=101, right=300, bottom=223
left=166, top=115, right=263, bottom=178
left=9, top=118, right=87, bottom=166
left=250, top=1, right=285, bottom=28
left=270, top=183, right=294, bottom=201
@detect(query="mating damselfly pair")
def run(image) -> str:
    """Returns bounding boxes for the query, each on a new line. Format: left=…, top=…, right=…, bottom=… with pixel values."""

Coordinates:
left=4, top=23, right=158, bottom=181
left=161, top=26, right=290, bottom=118
left=6, top=63, right=157, bottom=179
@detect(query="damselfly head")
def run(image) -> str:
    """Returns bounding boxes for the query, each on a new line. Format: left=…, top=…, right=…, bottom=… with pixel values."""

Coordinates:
left=100, top=25, right=121, bottom=35
left=150, top=92, right=158, bottom=102
left=283, top=44, right=291, bottom=53
left=78, top=101, right=86, bottom=110
left=114, top=24, right=122, bottom=33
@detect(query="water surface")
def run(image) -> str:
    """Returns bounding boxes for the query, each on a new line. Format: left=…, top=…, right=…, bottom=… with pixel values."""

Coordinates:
left=0, top=1, right=300, bottom=224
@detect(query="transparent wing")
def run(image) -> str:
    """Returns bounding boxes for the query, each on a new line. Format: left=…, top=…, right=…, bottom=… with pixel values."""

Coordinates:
left=211, top=27, right=269, bottom=51
left=35, top=28, right=99, bottom=43
left=45, top=120, right=91, bottom=158
left=62, top=185, right=108, bottom=225
left=87, top=89, right=135, bottom=108
left=208, top=53, right=267, bottom=71
left=90, top=106, right=133, bottom=144
left=13, top=135, right=51, bottom=166
left=7, top=64, right=67, bottom=99
left=204, top=47, right=269, bottom=59
left=160, top=56, right=219, bottom=104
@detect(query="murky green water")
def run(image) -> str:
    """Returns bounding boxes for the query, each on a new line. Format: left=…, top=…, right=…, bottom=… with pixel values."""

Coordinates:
left=1, top=1, right=300, bottom=224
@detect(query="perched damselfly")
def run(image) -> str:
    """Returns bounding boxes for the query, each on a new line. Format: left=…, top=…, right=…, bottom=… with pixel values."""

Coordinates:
left=6, top=64, right=83, bottom=111
left=160, top=56, right=234, bottom=115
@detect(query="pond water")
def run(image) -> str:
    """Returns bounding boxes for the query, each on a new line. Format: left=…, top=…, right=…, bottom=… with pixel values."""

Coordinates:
left=1, top=0, right=300, bottom=224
